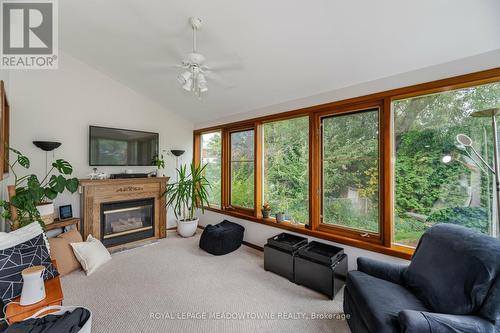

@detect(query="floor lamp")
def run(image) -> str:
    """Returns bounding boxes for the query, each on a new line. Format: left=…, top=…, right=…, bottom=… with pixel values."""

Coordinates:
left=457, top=108, right=500, bottom=237
left=170, top=150, right=185, bottom=182
left=33, top=141, right=61, bottom=175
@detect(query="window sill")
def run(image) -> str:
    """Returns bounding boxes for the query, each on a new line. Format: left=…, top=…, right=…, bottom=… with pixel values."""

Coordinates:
left=202, top=206, right=413, bottom=260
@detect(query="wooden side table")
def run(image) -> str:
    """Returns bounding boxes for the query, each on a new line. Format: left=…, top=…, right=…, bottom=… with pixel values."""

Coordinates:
left=5, top=262, right=64, bottom=324
left=45, top=218, right=80, bottom=232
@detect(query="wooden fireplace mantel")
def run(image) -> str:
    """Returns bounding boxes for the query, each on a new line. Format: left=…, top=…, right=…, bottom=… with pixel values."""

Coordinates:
left=79, top=177, right=169, bottom=247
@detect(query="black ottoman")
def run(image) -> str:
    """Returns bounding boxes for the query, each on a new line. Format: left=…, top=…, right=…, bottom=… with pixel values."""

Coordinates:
left=199, top=220, right=245, bottom=255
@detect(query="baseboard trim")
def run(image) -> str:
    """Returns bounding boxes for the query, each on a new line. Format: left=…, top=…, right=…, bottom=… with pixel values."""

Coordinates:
left=197, top=225, right=263, bottom=252
left=242, top=241, right=263, bottom=252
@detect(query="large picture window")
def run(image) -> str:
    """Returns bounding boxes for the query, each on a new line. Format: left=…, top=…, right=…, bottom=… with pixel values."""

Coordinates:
left=321, top=109, right=380, bottom=234
left=194, top=69, right=500, bottom=259
left=200, top=131, right=222, bottom=208
left=394, top=82, right=500, bottom=247
left=230, top=129, right=255, bottom=209
left=263, top=116, right=309, bottom=224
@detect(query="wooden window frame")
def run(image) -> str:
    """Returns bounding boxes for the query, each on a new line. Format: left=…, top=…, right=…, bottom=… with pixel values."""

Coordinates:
left=260, top=115, right=310, bottom=225
left=193, top=67, right=500, bottom=260
left=226, top=126, right=256, bottom=214
left=315, top=102, right=384, bottom=244
left=197, top=130, right=223, bottom=209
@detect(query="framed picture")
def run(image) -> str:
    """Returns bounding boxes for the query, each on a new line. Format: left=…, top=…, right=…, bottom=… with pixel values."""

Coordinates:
left=0, top=80, right=10, bottom=179
left=58, top=205, right=73, bottom=220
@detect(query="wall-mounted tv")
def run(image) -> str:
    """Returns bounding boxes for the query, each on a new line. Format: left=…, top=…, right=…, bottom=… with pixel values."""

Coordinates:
left=89, top=126, right=159, bottom=166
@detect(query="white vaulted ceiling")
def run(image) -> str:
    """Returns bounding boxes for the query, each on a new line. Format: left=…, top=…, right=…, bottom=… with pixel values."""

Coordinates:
left=60, top=0, right=500, bottom=124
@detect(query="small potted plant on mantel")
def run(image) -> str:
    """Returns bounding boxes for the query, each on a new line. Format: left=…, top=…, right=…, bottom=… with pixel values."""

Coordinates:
left=164, top=162, right=211, bottom=237
left=152, top=153, right=166, bottom=177
left=0, top=147, right=79, bottom=230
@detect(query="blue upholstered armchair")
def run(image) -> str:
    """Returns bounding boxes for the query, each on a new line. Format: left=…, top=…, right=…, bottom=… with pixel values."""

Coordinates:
left=344, top=224, right=500, bottom=333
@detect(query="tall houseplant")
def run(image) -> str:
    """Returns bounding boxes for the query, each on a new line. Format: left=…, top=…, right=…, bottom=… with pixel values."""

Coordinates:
left=0, top=147, right=79, bottom=230
left=164, top=162, right=210, bottom=237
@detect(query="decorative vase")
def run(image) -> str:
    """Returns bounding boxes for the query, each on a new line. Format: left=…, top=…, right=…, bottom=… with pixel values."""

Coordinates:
left=177, top=217, right=199, bottom=237
left=275, top=213, right=286, bottom=223
left=262, top=210, right=270, bottom=218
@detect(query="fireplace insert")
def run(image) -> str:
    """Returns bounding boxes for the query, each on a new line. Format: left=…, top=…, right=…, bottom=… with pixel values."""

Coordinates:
left=100, top=198, right=155, bottom=247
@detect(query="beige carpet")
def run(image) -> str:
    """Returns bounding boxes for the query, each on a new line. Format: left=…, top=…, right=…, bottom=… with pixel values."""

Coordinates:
left=61, top=231, right=350, bottom=333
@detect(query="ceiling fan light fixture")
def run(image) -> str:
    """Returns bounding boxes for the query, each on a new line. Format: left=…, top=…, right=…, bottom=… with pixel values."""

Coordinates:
left=182, top=79, right=193, bottom=91
left=198, top=73, right=208, bottom=92
left=177, top=71, right=192, bottom=85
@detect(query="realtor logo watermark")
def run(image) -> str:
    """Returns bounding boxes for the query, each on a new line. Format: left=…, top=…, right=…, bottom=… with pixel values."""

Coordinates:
left=1, top=0, right=58, bottom=69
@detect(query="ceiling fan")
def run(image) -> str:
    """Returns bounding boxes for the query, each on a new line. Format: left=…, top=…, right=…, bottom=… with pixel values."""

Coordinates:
left=169, top=17, right=241, bottom=98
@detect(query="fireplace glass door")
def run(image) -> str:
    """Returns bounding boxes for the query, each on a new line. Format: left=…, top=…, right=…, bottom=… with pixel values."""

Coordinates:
left=101, top=198, right=154, bottom=247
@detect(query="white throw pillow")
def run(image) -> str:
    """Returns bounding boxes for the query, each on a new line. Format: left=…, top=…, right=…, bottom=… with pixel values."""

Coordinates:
left=70, top=234, right=111, bottom=275
left=0, top=222, right=50, bottom=252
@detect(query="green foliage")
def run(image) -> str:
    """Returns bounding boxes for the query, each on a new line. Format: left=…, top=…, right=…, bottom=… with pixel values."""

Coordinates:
left=393, top=81, right=500, bottom=246
left=152, top=154, right=165, bottom=169
left=427, top=207, right=489, bottom=233
left=395, top=129, right=467, bottom=215
left=263, top=117, right=309, bottom=223
left=164, top=162, right=211, bottom=221
left=0, top=148, right=79, bottom=229
left=201, top=133, right=222, bottom=207
left=321, top=110, right=379, bottom=231
left=231, top=162, right=254, bottom=208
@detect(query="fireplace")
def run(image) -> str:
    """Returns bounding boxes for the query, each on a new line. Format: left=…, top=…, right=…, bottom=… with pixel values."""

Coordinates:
left=100, top=198, right=155, bottom=247
left=80, top=178, right=168, bottom=249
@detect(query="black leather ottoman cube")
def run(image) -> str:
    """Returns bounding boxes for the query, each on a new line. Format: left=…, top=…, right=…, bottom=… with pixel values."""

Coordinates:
left=294, top=241, right=348, bottom=299
left=199, top=220, right=245, bottom=255
left=264, top=233, right=308, bottom=282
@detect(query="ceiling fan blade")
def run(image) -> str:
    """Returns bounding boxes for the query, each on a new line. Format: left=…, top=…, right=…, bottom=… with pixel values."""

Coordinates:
left=139, top=63, right=185, bottom=70
left=205, top=71, right=235, bottom=89
left=202, top=55, right=243, bottom=71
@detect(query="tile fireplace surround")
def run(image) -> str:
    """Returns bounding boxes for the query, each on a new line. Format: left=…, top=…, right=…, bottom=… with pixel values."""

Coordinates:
left=79, top=177, right=169, bottom=248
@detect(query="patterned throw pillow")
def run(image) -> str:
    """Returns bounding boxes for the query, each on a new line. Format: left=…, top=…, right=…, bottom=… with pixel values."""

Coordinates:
left=0, top=233, right=58, bottom=303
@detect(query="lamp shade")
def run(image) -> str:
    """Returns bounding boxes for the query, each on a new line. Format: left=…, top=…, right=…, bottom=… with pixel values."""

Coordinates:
left=170, top=150, right=185, bottom=157
left=33, top=141, right=61, bottom=151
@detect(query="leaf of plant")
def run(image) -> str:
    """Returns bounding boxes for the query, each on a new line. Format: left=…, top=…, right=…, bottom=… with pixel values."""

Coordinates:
left=48, top=175, right=60, bottom=189
left=9, top=147, right=21, bottom=155
left=52, top=159, right=73, bottom=175
left=45, top=188, right=58, bottom=200
left=54, top=175, right=67, bottom=193
left=29, top=186, right=45, bottom=203
left=65, top=177, right=79, bottom=193
left=27, top=175, right=40, bottom=188
left=17, top=155, right=30, bottom=168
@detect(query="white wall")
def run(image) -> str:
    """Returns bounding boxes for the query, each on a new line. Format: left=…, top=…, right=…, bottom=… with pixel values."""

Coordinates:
left=199, top=211, right=409, bottom=269
left=3, top=52, right=193, bottom=230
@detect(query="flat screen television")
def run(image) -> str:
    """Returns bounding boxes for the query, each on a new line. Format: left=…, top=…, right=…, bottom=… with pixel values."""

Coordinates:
left=89, top=126, right=159, bottom=166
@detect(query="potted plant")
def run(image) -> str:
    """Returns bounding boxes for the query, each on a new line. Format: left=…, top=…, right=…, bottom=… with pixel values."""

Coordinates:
left=275, top=211, right=286, bottom=223
left=0, top=148, right=79, bottom=230
left=275, top=200, right=288, bottom=223
left=152, top=153, right=165, bottom=177
left=262, top=202, right=271, bottom=218
left=164, top=162, right=210, bottom=237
